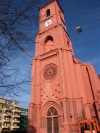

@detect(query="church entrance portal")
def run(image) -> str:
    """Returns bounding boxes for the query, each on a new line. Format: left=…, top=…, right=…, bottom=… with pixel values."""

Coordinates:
left=47, top=107, right=59, bottom=133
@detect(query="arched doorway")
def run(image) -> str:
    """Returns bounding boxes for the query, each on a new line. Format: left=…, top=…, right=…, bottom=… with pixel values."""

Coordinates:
left=47, top=107, right=59, bottom=133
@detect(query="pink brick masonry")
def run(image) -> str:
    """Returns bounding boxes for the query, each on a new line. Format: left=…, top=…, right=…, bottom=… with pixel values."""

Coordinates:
left=28, top=0, right=100, bottom=133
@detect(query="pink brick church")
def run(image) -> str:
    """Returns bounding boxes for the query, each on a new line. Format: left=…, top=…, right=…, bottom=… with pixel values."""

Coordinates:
left=28, top=0, right=100, bottom=133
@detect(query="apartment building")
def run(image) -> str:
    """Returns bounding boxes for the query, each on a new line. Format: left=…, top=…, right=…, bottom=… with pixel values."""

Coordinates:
left=0, top=97, right=21, bottom=131
left=20, top=108, right=28, bottom=116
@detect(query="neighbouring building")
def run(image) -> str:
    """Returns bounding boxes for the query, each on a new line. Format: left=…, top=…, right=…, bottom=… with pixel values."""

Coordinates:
left=0, top=97, right=20, bottom=131
left=0, top=97, right=28, bottom=132
left=28, top=0, right=100, bottom=133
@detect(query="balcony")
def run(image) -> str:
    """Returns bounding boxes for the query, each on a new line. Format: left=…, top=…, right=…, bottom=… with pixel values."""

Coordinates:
left=3, top=119, right=10, bottom=122
left=12, top=114, right=20, bottom=118
left=12, top=109, right=20, bottom=113
left=12, top=125, right=20, bottom=128
left=13, top=104, right=20, bottom=108
left=4, top=108, right=8, bottom=111
left=2, top=125, right=10, bottom=128
left=3, top=113, right=11, bottom=116
left=12, top=120, right=20, bottom=123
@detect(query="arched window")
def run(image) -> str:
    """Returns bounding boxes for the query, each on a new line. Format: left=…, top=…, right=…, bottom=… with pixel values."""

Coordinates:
left=45, top=36, right=53, bottom=44
left=45, top=36, right=54, bottom=52
left=47, top=107, right=58, bottom=116
left=47, top=107, right=59, bottom=133
left=46, top=9, right=50, bottom=17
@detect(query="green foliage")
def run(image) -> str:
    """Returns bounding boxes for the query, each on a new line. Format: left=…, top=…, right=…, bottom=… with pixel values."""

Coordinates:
left=19, top=115, right=28, bottom=130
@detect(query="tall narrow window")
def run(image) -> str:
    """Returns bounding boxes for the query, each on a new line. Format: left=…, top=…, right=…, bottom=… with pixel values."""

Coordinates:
left=45, top=36, right=54, bottom=52
left=46, top=9, right=50, bottom=17
left=47, top=107, right=59, bottom=133
left=0, top=110, right=2, bottom=114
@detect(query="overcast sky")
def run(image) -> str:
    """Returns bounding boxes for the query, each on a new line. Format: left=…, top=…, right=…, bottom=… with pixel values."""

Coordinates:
left=9, top=0, right=100, bottom=108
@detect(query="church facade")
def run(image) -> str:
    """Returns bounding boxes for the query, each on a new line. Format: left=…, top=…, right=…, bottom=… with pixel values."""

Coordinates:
left=28, top=0, right=100, bottom=133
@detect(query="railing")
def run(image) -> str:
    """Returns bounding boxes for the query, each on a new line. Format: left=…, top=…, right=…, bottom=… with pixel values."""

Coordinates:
left=3, top=113, right=11, bottom=116
left=12, top=125, right=20, bottom=128
left=3, top=119, right=10, bottom=122
left=2, top=125, right=10, bottom=128
left=12, top=114, right=20, bottom=118
left=12, top=109, right=20, bottom=112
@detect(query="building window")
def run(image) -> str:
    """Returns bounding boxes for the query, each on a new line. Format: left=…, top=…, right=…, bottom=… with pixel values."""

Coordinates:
left=46, top=9, right=50, bottom=17
left=45, top=36, right=53, bottom=44
left=66, top=102, right=71, bottom=122
left=14, top=123, right=17, bottom=126
left=4, top=123, right=7, bottom=126
left=74, top=113, right=77, bottom=120
left=66, top=102, right=70, bottom=112
left=6, top=101, right=8, bottom=104
left=47, top=107, right=58, bottom=116
left=67, top=41, right=70, bottom=48
left=73, top=102, right=76, bottom=111
left=0, top=110, right=2, bottom=114
left=59, top=10, right=61, bottom=14
left=44, top=36, right=54, bottom=52
left=0, top=116, right=2, bottom=120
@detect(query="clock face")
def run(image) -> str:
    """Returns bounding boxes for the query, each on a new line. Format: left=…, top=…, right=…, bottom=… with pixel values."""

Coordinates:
left=44, top=19, right=52, bottom=27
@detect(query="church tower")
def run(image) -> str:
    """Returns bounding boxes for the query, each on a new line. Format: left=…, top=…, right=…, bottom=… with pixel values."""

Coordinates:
left=28, top=0, right=100, bottom=133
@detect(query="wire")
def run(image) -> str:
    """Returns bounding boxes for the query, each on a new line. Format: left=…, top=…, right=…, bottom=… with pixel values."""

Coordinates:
left=78, top=0, right=80, bottom=26
left=76, top=0, right=81, bottom=56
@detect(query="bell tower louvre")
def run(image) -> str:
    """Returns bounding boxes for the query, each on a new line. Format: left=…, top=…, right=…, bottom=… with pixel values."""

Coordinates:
left=28, top=0, right=100, bottom=133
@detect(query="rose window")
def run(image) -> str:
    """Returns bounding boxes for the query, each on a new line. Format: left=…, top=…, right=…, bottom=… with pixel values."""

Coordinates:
left=43, top=64, right=57, bottom=80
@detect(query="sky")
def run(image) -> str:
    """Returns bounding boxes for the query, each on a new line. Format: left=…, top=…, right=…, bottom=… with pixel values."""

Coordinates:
left=61, top=0, right=100, bottom=72
left=7, top=0, right=100, bottom=108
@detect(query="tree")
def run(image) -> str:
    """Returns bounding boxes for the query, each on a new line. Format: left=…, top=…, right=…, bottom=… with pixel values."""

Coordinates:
left=0, top=0, right=48, bottom=99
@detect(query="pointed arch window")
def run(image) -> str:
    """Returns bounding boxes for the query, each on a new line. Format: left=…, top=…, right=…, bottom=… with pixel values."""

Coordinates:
left=47, top=107, right=59, bottom=133
left=47, top=107, right=58, bottom=116
left=46, top=9, right=50, bottom=17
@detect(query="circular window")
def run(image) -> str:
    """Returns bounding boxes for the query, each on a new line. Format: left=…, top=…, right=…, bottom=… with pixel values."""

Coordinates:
left=43, top=64, right=57, bottom=81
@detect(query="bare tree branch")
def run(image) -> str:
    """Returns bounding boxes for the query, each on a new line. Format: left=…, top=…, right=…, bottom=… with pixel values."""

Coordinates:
left=0, top=0, right=49, bottom=101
